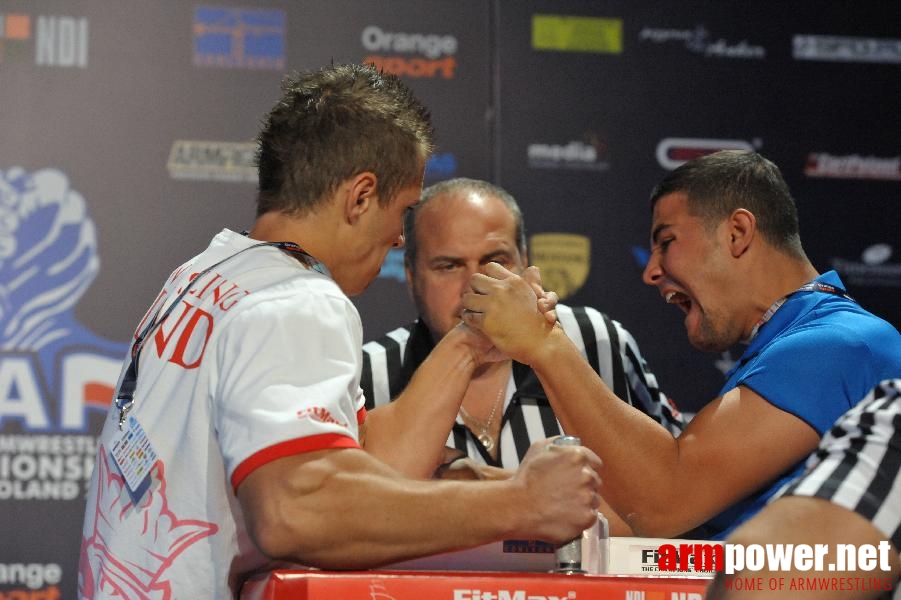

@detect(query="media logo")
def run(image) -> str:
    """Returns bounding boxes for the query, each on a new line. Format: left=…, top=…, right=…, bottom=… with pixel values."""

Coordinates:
left=639, top=25, right=765, bottom=59
left=193, top=6, right=285, bottom=70
left=362, top=25, right=458, bottom=79
left=793, top=34, right=901, bottom=64
left=805, top=153, right=901, bottom=180
left=167, top=140, right=257, bottom=183
left=532, top=14, right=622, bottom=54
left=831, top=243, right=901, bottom=289
left=0, top=13, right=88, bottom=67
left=528, top=134, right=610, bottom=171
left=529, top=233, right=591, bottom=300
left=656, top=138, right=757, bottom=170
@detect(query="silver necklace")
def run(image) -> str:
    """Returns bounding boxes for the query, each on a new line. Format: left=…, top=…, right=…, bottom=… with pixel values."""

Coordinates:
left=458, top=384, right=505, bottom=453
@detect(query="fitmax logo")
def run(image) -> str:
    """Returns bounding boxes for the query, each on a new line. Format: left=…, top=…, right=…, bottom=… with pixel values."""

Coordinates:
left=453, top=591, right=575, bottom=600
left=625, top=593, right=702, bottom=600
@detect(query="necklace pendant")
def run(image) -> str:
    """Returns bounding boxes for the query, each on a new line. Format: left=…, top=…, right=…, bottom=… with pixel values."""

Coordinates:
left=477, top=432, right=494, bottom=452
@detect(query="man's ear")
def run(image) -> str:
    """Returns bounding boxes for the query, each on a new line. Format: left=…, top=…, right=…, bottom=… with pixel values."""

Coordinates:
left=728, top=208, right=756, bottom=258
left=344, top=171, right=378, bottom=225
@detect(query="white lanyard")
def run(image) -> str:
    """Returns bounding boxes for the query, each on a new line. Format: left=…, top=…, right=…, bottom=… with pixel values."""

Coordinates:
left=746, top=281, right=855, bottom=343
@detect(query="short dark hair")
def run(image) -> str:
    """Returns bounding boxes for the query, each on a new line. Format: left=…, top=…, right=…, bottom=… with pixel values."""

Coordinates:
left=404, top=178, right=527, bottom=272
left=650, top=150, right=805, bottom=256
left=255, top=63, right=434, bottom=216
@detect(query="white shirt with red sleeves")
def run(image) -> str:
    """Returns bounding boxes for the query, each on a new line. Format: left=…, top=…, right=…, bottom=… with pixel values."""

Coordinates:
left=78, top=229, right=366, bottom=600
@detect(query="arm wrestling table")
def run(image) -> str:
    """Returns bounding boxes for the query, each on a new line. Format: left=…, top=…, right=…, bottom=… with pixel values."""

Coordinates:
left=240, top=569, right=710, bottom=599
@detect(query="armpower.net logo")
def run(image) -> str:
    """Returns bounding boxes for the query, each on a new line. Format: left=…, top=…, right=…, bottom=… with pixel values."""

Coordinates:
left=655, top=542, right=896, bottom=594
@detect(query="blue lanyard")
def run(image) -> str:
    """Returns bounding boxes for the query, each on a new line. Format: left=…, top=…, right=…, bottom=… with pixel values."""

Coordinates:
left=114, top=240, right=326, bottom=429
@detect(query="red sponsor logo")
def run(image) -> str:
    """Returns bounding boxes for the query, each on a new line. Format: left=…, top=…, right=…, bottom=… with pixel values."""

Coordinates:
left=297, top=406, right=348, bottom=429
left=363, top=54, right=456, bottom=79
left=656, top=138, right=755, bottom=170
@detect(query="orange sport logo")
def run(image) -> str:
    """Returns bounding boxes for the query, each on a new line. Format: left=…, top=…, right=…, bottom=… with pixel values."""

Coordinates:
left=361, top=25, right=458, bottom=79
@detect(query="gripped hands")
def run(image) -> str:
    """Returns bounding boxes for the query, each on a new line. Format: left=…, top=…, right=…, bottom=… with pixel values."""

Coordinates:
left=511, top=438, right=603, bottom=544
left=461, top=262, right=558, bottom=364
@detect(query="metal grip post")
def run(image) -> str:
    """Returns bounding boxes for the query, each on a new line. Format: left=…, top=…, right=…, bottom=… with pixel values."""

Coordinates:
left=552, top=435, right=586, bottom=574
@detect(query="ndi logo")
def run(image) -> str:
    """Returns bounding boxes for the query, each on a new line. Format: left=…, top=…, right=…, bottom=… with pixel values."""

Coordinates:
left=0, top=13, right=89, bottom=67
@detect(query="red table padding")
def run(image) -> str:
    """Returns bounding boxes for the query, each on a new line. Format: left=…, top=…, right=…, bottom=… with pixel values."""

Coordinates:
left=241, top=569, right=710, bottom=599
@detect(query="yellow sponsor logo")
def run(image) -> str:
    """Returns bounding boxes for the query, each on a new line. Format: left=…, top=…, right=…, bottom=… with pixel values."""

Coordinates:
left=532, top=14, right=623, bottom=54
left=530, top=233, right=591, bottom=300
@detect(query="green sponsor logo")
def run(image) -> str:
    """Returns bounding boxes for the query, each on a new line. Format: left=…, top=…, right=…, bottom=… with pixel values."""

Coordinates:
left=532, top=14, right=623, bottom=54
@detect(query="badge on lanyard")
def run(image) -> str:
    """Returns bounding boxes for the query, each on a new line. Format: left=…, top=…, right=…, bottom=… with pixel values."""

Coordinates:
left=109, top=414, right=159, bottom=504
left=106, top=240, right=322, bottom=504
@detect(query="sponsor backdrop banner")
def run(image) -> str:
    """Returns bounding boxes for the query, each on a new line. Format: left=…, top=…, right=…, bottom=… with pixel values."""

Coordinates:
left=0, top=0, right=898, bottom=596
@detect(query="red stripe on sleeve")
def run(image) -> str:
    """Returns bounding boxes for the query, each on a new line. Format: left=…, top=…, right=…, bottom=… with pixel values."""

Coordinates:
left=231, top=433, right=360, bottom=491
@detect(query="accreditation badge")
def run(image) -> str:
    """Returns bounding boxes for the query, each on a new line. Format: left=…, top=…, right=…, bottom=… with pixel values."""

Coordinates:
left=109, top=414, right=160, bottom=504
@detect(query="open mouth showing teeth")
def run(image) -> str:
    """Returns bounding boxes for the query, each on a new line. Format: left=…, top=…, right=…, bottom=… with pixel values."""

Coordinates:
left=665, top=291, right=692, bottom=314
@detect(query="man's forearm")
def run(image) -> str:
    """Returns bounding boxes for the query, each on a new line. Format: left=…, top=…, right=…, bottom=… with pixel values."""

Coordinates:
left=362, top=328, right=479, bottom=478
left=239, top=443, right=603, bottom=570
left=435, top=457, right=513, bottom=481
left=462, top=264, right=823, bottom=537
left=527, top=327, right=688, bottom=534
left=240, top=449, right=523, bottom=569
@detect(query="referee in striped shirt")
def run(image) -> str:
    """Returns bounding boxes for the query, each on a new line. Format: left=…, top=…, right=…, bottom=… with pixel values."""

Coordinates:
left=361, top=178, right=682, bottom=532
left=709, top=379, right=901, bottom=599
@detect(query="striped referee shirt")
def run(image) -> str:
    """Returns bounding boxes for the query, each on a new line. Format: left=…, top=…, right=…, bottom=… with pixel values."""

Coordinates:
left=779, top=378, right=901, bottom=571
left=361, top=304, right=683, bottom=468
